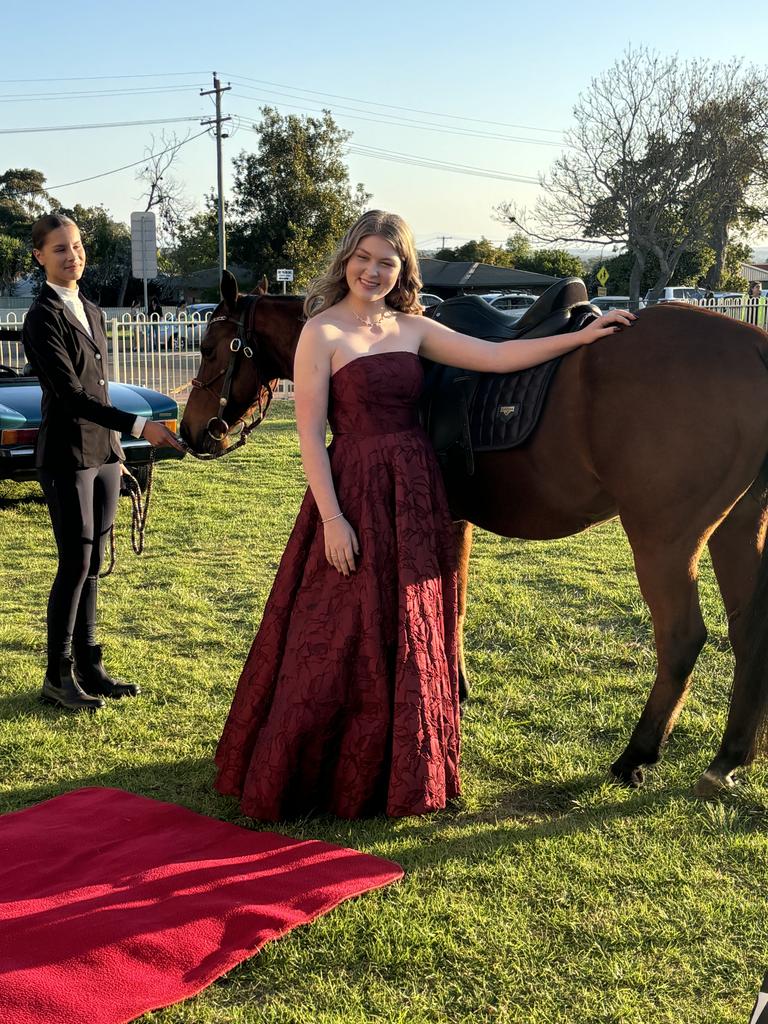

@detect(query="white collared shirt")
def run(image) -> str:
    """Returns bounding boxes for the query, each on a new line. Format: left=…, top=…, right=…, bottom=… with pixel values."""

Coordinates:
left=48, top=281, right=92, bottom=338
left=47, top=280, right=146, bottom=439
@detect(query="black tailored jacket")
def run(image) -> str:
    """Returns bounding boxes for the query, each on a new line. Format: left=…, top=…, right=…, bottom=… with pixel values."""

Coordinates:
left=22, top=284, right=137, bottom=470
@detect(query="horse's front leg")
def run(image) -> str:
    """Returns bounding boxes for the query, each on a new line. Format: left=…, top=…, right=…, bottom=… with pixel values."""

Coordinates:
left=454, top=519, right=473, bottom=702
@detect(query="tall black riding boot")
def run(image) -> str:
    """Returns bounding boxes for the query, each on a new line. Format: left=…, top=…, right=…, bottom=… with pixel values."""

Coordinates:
left=41, top=656, right=105, bottom=712
left=74, top=645, right=141, bottom=699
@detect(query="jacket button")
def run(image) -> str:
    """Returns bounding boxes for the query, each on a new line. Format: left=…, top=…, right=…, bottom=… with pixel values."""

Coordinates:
left=95, top=353, right=101, bottom=360
left=98, top=379, right=105, bottom=386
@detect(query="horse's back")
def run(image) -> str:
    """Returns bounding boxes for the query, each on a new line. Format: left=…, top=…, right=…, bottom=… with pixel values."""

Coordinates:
left=583, top=303, right=768, bottom=524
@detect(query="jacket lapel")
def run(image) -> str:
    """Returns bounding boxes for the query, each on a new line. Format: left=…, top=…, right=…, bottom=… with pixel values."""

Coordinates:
left=40, top=283, right=102, bottom=354
left=82, top=298, right=107, bottom=352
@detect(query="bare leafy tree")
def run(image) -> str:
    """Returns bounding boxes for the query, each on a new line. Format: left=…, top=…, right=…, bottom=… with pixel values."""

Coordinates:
left=135, top=132, right=194, bottom=244
left=497, top=50, right=768, bottom=304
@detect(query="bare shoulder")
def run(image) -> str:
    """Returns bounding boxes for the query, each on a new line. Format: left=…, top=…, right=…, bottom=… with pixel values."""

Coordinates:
left=295, top=316, right=335, bottom=372
left=396, top=310, right=433, bottom=345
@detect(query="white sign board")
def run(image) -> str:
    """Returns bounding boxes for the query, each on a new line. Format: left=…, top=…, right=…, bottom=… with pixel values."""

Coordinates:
left=130, top=211, right=158, bottom=279
left=276, top=268, right=294, bottom=282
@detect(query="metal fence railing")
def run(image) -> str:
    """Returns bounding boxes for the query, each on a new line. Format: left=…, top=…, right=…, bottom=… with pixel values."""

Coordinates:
left=0, top=312, right=294, bottom=402
left=688, top=296, right=768, bottom=328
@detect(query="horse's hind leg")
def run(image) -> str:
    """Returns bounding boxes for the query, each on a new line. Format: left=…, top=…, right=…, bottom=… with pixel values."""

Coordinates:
left=610, top=534, right=707, bottom=788
left=696, top=489, right=768, bottom=795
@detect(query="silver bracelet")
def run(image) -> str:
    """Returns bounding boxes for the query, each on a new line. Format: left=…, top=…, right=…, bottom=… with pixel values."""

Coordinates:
left=321, top=512, right=345, bottom=524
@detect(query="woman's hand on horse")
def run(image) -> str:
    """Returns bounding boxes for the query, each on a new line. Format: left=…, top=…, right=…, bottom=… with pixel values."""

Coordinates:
left=141, top=421, right=186, bottom=451
left=323, top=516, right=359, bottom=576
left=579, top=309, right=637, bottom=345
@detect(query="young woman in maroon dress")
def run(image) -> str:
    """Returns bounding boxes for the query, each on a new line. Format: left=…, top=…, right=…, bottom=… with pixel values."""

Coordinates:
left=214, top=210, right=633, bottom=820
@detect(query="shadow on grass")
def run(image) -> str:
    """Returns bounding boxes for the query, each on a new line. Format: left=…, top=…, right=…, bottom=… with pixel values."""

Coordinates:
left=0, top=488, right=47, bottom=508
left=2, top=756, right=217, bottom=818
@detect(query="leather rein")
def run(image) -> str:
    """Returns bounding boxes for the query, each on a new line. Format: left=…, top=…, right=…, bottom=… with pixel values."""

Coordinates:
left=183, top=296, right=274, bottom=461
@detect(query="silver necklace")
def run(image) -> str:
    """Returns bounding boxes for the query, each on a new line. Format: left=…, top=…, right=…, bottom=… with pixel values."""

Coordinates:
left=351, top=306, right=395, bottom=331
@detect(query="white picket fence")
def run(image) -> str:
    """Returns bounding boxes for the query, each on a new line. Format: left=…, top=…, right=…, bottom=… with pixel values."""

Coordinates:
left=2, top=297, right=765, bottom=400
left=0, top=312, right=295, bottom=402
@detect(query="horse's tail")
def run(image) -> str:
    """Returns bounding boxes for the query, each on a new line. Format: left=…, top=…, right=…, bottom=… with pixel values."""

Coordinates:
left=735, top=455, right=768, bottom=763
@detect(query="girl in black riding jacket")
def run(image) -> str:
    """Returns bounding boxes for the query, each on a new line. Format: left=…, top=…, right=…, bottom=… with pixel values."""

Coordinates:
left=22, top=213, right=182, bottom=712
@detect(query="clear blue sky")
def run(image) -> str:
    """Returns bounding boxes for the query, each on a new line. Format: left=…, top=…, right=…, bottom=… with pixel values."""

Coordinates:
left=2, top=1, right=763, bottom=251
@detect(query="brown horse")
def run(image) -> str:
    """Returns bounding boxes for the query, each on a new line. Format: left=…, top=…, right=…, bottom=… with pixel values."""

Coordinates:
left=181, top=271, right=768, bottom=797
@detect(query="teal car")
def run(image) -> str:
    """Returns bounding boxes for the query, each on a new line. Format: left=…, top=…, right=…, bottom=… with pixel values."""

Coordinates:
left=0, top=363, right=183, bottom=491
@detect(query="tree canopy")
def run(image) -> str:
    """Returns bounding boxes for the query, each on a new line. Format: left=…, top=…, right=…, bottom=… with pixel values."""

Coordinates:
left=498, top=50, right=768, bottom=303
left=434, top=234, right=583, bottom=278
left=227, top=107, right=371, bottom=289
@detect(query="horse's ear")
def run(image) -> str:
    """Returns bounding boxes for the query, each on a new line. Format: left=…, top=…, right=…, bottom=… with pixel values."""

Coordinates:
left=250, top=275, right=269, bottom=296
left=221, top=269, right=239, bottom=310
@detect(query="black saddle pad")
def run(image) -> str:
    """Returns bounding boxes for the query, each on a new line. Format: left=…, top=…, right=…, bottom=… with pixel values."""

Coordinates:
left=421, top=357, right=561, bottom=474
left=420, top=281, right=598, bottom=475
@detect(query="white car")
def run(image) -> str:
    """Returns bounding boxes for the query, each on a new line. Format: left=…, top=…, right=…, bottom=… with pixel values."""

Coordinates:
left=488, top=293, right=537, bottom=313
left=591, top=295, right=636, bottom=311
left=154, top=304, right=217, bottom=350
left=476, top=292, right=537, bottom=313
left=643, top=286, right=705, bottom=305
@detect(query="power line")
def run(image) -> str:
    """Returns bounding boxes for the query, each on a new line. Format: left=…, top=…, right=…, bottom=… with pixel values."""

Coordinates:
left=0, top=115, right=202, bottom=135
left=0, top=84, right=207, bottom=104
left=0, top=71, right=205, bottom=84
left=51, top=130, right=209, bottom=191
left=226, top=71, right=565, bottom=136
left=0, top=130, right=209, bottom=198
left=230, top=116, right=542, bottom=184
left=229, top=91, right=567, bottom=148
left=348, top=142, right=541, bottom=183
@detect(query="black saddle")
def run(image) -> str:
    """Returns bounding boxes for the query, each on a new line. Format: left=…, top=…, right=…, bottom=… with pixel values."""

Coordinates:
left=421, top=277, right=598, bottom=476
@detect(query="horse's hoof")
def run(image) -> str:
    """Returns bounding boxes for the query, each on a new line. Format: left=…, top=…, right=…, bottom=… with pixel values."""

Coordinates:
left=610, top=759, right=645, bottom=789
left=694, top=769, right=735, bottom=799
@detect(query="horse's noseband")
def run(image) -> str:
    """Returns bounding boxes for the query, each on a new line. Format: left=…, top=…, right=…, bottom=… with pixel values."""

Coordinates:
left=189, top=298, right=274, bottom=458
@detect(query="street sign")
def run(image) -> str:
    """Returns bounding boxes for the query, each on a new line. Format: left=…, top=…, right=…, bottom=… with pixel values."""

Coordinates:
left=130, top=212, right=158, bottom=280
left=276, top=268, right=294, bottom=282
left=597, top=286, right=607, bottom=297
left=596, top=265, right=609, bottom=287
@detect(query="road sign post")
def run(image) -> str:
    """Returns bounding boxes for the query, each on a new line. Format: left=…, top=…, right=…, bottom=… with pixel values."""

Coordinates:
left=276, top=268, right=294, bottom=295
left=596, top=265, right=609, bottom=288
left=130, top=212, right=158, bottom=312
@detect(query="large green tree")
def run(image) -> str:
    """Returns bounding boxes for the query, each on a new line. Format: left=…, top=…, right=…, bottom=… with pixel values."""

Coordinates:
left=435, top=234, right=583, bottom=278
left=435, top=238, right=514, bottom=266
left=0, top=168, right=57, bottom=239
left=0, top=234, right=28, bottom=293
left=57, top=204, right=132, bottom=304
left=229, top=107, right=370, bottom=289
left=167, top=195, right=220, bottom=275
left=499, top=50, right=768, bottom=304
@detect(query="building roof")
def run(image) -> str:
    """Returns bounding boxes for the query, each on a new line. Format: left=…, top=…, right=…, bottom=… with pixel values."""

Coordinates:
left=419, top=258, right=560, bottom=289
left=740, top=262, right=768, bottom=281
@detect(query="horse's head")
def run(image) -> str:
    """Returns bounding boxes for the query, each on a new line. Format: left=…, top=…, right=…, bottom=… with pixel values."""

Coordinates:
left=180, top=270, right=300, bottom=456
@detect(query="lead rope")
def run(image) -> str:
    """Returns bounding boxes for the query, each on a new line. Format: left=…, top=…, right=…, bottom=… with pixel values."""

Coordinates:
left=99, top=447, right=156, bottom=578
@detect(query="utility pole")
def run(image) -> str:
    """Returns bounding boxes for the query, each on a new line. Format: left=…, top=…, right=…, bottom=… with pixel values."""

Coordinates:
left=201, top=72, right=231, bottom=282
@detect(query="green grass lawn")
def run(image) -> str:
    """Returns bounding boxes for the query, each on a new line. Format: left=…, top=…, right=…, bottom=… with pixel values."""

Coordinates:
left=2, top=400, right=767, bottom=1023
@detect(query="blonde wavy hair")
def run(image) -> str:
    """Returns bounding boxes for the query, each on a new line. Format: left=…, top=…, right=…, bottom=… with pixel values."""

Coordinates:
left=304, top=210, right=423, bottom=318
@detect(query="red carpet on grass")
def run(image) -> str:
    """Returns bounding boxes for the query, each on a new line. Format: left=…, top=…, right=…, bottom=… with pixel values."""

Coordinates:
left=0, top=787, right=403, bottom=1024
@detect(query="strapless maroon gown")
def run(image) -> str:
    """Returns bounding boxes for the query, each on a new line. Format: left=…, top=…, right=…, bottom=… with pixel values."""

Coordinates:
left=214, top=351, right=461, bottom=819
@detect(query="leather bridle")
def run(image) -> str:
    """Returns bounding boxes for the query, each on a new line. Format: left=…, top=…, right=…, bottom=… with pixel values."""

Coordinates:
left=186, top=295, right=275, bottom=460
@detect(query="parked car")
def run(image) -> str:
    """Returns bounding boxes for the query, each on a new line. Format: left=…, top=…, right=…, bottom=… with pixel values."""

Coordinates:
left=590, top=294, right=633, bottom=311
left=419, top=292, right=443, bottom=308
left=155, top=303, right=218, bottom=350
left=643, top=286, right=706, bottom=305
left=485, top=293, right=537, bottom=313
left=0, top=365, right=184, bottom=491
